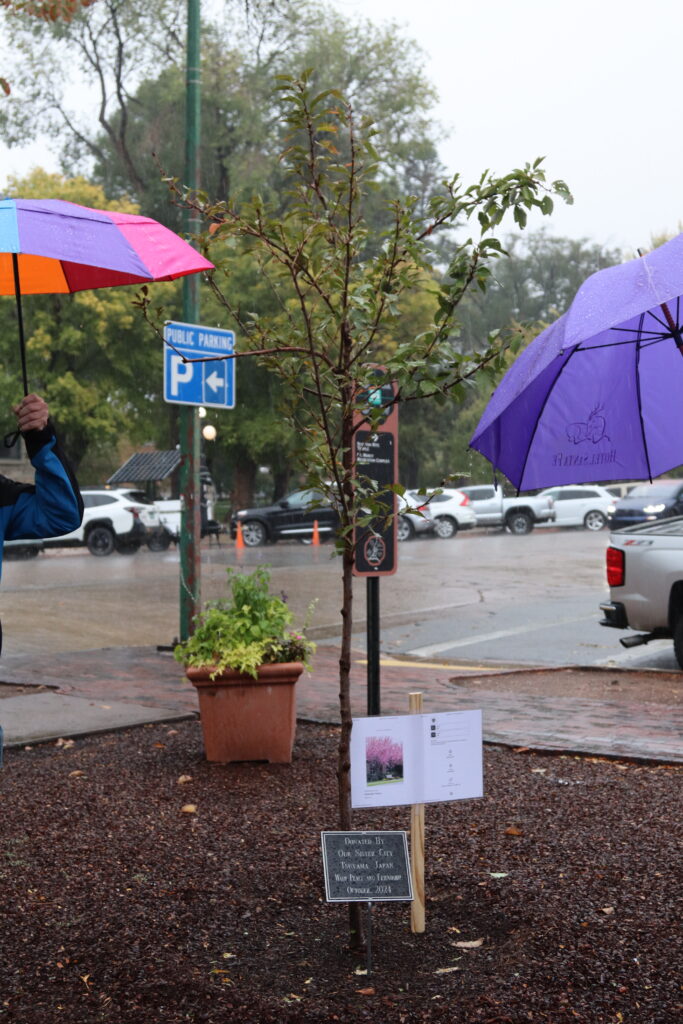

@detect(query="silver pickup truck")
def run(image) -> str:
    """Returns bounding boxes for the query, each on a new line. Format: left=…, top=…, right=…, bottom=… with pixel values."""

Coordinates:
left=600, top=516, right=683, bottom=668
left=459, top=484, right=556, bottom=535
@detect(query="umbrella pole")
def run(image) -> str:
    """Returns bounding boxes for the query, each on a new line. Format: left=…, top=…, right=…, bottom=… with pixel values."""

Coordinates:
left=12, top=253, right=30, bottom=397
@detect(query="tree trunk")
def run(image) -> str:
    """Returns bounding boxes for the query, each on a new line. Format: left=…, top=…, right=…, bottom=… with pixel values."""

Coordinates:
left=337, top=415, right=364, bottom=950
left=232, top=459, right=257, bottom=509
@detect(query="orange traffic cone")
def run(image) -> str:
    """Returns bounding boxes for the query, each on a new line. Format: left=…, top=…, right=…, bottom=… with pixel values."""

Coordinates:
left=312, top=519, right=320, bottom=546
left=236, top=520, right=245, bottom=550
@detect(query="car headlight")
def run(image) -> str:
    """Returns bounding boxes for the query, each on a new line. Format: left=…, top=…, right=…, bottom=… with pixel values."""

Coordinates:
left=642, top=503, right=666, bottom=514
left=607, top=504, right=616, bottom=514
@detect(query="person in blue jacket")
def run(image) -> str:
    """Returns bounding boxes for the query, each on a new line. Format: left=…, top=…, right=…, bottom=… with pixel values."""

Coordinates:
left=0, top=391, right=83, bottom=630
left=0, top=392, right=82, bottom=765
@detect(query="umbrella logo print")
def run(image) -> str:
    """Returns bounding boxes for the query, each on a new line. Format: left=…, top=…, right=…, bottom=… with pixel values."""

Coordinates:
left=566, top=405, right=610, bottom=446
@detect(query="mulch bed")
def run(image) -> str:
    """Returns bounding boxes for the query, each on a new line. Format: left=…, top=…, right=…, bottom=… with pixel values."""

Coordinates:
left=0, top=720, right=679, bottom=1023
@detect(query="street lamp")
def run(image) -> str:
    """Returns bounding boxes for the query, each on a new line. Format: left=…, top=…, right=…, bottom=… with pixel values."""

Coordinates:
left=202, top=424, right=217, bottom=441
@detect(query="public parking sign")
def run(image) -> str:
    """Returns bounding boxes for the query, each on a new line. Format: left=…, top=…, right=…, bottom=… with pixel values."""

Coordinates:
left=163, top=320, right=236, bottom=409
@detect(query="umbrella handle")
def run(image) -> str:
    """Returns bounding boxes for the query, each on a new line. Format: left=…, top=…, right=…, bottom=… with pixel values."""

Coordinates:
left=12, top=254, right=30, bottom=398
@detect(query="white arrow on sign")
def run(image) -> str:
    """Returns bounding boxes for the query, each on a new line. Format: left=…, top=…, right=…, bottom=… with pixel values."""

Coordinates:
left=206, top=370, right=225, bottom=392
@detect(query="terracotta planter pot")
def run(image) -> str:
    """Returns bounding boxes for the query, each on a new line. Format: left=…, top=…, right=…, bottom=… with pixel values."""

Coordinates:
left=186, top=662, right=304, bottom=763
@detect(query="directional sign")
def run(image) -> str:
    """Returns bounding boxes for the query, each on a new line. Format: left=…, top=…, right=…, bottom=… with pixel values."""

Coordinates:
left=163, top=320, right=236, bottom=409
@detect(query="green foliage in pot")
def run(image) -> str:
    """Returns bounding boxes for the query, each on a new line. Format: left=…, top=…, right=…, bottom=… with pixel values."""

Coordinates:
left=174, top=566, right=315, bottom=679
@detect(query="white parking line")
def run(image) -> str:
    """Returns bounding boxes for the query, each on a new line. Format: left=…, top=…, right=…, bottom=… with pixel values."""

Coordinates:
left=406, top=615, right=595, bottom=658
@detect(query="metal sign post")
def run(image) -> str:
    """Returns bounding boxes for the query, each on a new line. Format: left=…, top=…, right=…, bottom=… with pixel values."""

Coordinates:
left=352, top=373, right=399, bottom=717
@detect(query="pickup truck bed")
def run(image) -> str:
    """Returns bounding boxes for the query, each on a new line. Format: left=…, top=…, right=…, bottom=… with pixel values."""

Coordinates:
left=600, top=516, right=683, bottom=668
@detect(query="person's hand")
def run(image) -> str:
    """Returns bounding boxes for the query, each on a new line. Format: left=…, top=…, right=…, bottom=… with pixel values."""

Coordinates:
left=13, top=393, right=49, bottom=433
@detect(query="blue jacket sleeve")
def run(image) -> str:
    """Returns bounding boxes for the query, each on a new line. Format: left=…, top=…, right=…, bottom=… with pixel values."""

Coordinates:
left=2, top=422, right=83, bottom=541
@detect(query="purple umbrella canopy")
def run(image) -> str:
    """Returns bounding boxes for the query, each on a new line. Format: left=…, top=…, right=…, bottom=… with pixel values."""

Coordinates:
left=470, top=233, right=683, bottom=490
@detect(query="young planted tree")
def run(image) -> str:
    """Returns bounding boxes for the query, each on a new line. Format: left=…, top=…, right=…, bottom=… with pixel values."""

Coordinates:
left=153, top=74, right=570, bottom=946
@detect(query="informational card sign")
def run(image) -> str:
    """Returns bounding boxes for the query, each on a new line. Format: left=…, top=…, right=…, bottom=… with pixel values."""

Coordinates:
left=350, top=710, right=483, bottom=809
left=320, top=831, right=413, bottom=902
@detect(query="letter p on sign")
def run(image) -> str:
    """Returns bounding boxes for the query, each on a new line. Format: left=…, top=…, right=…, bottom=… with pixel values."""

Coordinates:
left=170, top=355, right=194, bottom=396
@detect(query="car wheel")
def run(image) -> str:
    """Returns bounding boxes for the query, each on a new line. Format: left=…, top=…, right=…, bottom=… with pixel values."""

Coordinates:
left=505, top=511, right=533, bottom=535
left=87, top=525, right=115, bottom=556
left=147, top=529, right=172, bottom=552
left=397, top=516, right=414, bottom=542
left=241, top=520, right=267, bottom=547
left=434, top=515, right=458, bottom=539
left=584, top=509, right=607, bottom=531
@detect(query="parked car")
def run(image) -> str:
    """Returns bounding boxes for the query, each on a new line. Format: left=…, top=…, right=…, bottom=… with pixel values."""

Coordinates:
left=397, top=491, right=436, bottom=541
left=459, top=484, right=555, bottom=534
left=423, top=489, right=477, bottom=538
left=231, top=488, right=338, bottom=546
left=536, top=485, right=613, bottom=531
left=43, top=488, right=164, bottom=556
left=3, top=538, right=44, bottom=559
left=230, top=488, right=435, bottom=546
left=607, top=479, right=683, bottom=531
left=600, top=515, right=683, bottom=667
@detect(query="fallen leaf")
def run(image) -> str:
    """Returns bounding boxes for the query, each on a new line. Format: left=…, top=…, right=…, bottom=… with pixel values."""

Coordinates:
left=181, top=804, right=197, bottom=814
left=531, top=768, right=547, bottom=774
left=354, top=967, right=368, bottom=976
left=68, top=770, right=85, bottom=778
left=489, top=872, right=509, bottom=878
left=435, top=967, right=460, bottom=974
left=453, top=938, right=484, bottom=949
left=601, top=906, right=615, bottom=915
left=153, top=742, right=166, bottom=749
left=513, top=747, right=530, bottom=753
left=303, top=978, right=313, bottom=985
left=167, top=729, right=179, bottom=736
left=177, top=775, right=193, bottom=785
left=447, top=926, right=461, bottom=934
left=505, top=826, right=523, bottom=836
left=222, top=952, right=236, bottom=959
left=356, top=987, right=375, bottom=995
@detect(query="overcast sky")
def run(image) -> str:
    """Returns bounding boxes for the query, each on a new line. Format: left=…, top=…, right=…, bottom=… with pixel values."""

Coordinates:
left=2, top=0, right=681, bottom=255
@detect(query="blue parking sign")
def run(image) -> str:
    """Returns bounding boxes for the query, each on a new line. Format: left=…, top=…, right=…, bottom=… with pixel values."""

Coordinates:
left=163, top=321, right=236, bottom=409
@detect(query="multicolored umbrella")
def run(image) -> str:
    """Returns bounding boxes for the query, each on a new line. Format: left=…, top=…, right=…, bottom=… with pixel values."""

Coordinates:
left=470, top=234, right=683, bottom=490
left=0, top=197, right=214, bottom=394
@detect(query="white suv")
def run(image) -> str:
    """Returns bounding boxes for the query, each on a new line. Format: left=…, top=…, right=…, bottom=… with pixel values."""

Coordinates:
left=44, top=488, right=164, bottom=556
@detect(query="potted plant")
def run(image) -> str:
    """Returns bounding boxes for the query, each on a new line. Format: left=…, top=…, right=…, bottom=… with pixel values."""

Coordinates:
left=174, top=566, right=315, bottom=763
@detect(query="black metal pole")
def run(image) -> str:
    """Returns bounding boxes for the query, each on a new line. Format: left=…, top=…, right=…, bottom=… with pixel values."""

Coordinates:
left=367, top=576, right=380, bottom=716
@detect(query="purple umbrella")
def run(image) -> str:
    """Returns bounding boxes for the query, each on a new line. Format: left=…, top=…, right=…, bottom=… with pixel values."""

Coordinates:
left=470, top=233, right=683, bottom=490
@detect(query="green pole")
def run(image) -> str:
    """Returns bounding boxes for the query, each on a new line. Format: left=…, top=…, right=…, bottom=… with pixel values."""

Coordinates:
left=179, top=0, right=202, bottom=641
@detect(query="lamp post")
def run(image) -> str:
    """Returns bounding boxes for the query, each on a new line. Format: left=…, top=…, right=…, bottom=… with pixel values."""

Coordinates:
left=179, top=0, right=202, bottom=642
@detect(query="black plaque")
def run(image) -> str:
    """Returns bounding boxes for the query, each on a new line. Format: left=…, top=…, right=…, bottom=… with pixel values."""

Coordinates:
left=354, top=430, right=397, bottom=575
left=321, top=831, right=413, bottom=902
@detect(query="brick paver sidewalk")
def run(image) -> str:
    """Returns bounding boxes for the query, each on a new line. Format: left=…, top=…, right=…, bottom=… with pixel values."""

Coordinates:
left=1, top=644, right=680, bottom=762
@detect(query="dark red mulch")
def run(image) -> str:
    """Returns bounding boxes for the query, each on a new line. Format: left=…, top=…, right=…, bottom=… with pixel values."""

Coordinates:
left=0, top=720, right=680, bottom=1023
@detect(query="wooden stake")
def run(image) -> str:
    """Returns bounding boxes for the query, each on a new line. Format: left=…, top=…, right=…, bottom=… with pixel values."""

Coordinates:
left=409, top=690, right=425, bottom=933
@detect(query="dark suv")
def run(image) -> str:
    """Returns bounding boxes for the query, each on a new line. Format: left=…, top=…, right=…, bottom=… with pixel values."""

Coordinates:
left=607, top=479, right=683, bottom=530
left=230, top=489, right=339, bottom=546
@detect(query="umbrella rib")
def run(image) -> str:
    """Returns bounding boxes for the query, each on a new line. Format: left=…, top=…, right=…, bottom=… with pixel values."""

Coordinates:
left=634, top=314, right=654, bottom=483
left=516, top=348, right=575, bottom=491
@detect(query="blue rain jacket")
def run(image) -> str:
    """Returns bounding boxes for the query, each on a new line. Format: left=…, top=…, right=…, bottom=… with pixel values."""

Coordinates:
left=0, top=422, right=83, bottom=578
